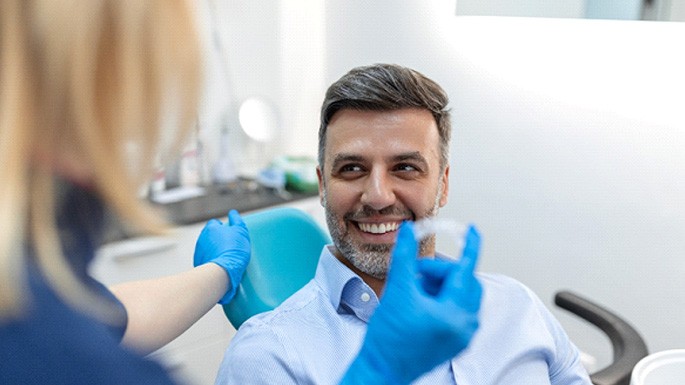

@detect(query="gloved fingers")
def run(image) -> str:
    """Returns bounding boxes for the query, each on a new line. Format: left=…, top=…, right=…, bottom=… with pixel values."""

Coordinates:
left=438, top=225, right=482, bottom=310
left=386, top=221, right=419, bottom=291
left=228, top=209, right=245, bottom=227
left=198, top=220, right=223, bottom=240
left=441, top=267, right=482, bottom=312
left=459, top=224, right=481, bottom=276
left=417, top=258, right=452, bottom=296
left=421, top=224, right=479, bottom=287
left=417, top=258, right=453, bottom=277
left=194, top=219, right=222, bottom=266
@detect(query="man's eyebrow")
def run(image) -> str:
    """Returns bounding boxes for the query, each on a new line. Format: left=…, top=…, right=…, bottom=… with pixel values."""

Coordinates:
left=393, top=151, right=429, bottom=166
left=330, top=152, right=430, bottom=169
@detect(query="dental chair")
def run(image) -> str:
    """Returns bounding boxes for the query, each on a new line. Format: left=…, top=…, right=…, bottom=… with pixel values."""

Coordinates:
left=555, top=291, right=648, bottom=385
left=223, top=207, right=648, bottom=385
left=222, top=207, right=330, bottom=329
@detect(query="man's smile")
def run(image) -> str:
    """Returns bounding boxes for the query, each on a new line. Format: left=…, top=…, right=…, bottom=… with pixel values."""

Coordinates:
left=357, top=221, right=400, bottom=234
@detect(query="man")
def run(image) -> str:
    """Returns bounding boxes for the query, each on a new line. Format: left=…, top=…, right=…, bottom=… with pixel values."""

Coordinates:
left=216, top=64, right=592, bottom=384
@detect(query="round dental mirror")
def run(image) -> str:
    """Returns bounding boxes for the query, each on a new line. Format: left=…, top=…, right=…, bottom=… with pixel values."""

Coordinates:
left=238, top=96, right=277, bottom=143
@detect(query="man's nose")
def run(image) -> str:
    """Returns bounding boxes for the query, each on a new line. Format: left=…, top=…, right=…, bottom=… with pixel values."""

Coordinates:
left=360, top=170, right=395, bottom=210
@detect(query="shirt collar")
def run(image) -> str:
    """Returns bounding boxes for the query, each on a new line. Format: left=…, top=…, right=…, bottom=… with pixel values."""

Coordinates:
left=315, top=245, right=379, bottom=322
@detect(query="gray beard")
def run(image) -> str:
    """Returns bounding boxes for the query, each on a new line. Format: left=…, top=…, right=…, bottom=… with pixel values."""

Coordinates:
left=333, top=232, right=393, bottom=279
left=321, top=180, right=443, bottom=279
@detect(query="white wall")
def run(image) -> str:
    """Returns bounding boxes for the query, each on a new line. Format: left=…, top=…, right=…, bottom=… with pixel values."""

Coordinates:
left=206, top=0, right=685, bottom=366
left=322, top=0, right=685, bottom=367
left=194, top=1, right=283, bottom=178
left=669, top=0, right=685, bottom=20
left=197, top=1, right=326, bottom=177
left=442, top=17, right=685, bottom=366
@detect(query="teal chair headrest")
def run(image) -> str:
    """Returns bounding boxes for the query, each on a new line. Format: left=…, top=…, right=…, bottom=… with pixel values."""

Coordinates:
left=222, top=207, right=331, bottom=329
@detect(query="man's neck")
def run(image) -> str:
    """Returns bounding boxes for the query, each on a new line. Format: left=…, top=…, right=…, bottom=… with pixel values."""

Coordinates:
left=332, top=249, right=386, bottom=298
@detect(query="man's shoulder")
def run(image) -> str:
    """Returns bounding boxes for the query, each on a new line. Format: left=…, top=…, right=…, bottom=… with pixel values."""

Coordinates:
left=237, top=279, right=329, bottom=333
left=476, top=272, right=543, bottom=306
left=477, top=271, right=529, bottom=290
left=218, top=279, right=357, bottom=384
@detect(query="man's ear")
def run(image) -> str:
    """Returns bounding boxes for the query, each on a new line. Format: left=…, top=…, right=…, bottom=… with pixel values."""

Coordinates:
left=317, top=166, right=325, bottom=207
left=439, top=165, right=449, bottom=208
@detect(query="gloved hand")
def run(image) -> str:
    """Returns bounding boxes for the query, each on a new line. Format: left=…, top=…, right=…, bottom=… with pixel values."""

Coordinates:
left=193, top=210, right=251, bottom=304
left=340, top=221, right=482, bottom=385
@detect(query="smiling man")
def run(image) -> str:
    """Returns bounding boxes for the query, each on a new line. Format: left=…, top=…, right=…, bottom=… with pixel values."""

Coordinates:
left=216, top=64, right=592, bottom=385
left=320, top=107, right=448, bottom=296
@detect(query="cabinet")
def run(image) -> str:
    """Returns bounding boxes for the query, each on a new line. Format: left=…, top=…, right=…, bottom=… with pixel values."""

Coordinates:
left=90, top=197, right=325, bottom=385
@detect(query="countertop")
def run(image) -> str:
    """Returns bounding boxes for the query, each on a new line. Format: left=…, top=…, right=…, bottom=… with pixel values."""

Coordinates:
left=103, top=180, right=318, bottom=244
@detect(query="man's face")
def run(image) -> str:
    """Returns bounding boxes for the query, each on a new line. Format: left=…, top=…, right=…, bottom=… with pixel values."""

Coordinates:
left=317, top=108, right=449, bottom=280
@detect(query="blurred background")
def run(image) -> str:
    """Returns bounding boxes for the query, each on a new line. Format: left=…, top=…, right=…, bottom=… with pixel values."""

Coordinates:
left=140, top=0, right=685, bottom=378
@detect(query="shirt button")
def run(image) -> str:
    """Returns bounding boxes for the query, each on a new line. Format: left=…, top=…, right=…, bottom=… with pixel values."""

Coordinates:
left=360, top=292, right=371, bottom=302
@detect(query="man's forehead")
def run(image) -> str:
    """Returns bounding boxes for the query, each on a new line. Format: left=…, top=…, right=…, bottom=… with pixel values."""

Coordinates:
left=324, top=109, right=440, bottom=160
left=326, top=107, right=435, bottom=127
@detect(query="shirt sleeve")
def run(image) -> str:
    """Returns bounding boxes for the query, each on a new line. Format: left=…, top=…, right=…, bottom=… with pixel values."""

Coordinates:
left=215, top=320, right=304, bottom=385
left=85, top=276, right=129, bottom=341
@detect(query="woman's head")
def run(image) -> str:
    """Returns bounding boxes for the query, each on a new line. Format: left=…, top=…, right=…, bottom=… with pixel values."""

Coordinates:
left=0, top=0, right=202, bottom=318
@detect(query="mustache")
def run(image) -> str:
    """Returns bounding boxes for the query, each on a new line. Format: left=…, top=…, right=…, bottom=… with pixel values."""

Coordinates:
left=344, top=205, right=413, bottom=222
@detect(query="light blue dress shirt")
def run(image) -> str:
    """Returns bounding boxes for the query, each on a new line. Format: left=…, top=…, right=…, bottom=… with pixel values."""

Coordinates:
left=215, top=246, right=592, bottom=385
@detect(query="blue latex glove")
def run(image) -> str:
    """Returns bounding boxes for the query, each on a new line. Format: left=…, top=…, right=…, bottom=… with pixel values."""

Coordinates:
left=340, top=221, right=482, bottom=385
left=193, top=210, right=251, bottom=304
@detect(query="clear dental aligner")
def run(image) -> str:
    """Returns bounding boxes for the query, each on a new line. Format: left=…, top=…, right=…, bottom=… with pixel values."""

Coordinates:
left=412, top=217, right=468, bottom=260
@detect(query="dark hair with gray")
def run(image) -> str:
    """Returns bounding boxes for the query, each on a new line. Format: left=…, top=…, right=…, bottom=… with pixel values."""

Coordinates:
left=318, top=63, right=451, bottom=171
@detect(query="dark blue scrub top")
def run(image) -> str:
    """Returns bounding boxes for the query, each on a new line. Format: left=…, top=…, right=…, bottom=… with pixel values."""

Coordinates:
left=0, top=180, right=178, bottom=384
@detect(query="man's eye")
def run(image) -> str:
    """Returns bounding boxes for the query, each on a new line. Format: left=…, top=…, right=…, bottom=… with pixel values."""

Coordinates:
left=339, top=164, right=363, bottom=173
left=395, top=163, right=419, bottom=172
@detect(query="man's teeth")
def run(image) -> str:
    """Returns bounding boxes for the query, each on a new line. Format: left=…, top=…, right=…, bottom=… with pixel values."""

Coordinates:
left=358, top=222, right=399, bottom=234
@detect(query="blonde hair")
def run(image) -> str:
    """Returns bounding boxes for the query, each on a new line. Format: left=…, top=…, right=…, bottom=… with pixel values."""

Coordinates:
left=0, top=0, right=201, bottom=320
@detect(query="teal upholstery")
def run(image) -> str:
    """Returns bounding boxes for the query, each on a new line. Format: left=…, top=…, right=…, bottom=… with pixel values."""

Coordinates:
left=222, top=207, right=331, bottom=329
